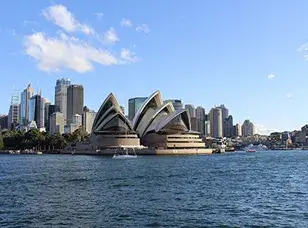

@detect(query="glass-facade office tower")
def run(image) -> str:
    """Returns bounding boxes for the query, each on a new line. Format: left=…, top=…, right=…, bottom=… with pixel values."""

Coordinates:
left=55, top=78, right=70, bottom=120
left=128, top=97, right=147, bottom=121
left=19, top=84, right=34, bottom=126
left=28, top=94, right=44, bottom=128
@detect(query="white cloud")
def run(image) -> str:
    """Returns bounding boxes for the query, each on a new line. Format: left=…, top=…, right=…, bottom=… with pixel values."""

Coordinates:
left=121, top=18, right=132, bottom=27
left=254, top=124, right=278, bottom=135
left=42, top=4, right=94, bottom=35
left=121, top=48, right=140, bottom=63
left=136, top=24, right=150, bottom=34
left=286, top=93, right=293, bottom=99
left=297, top=43, right=308, bottom=52
left=267, top=73, right=275, bottom=80
left=24, top=4, right=142, bottom=73
left=94, top=12, right=104, bottom=20
left=24, top=32, right=118, bottom=73
left=103, top=27, right=119, bottom=44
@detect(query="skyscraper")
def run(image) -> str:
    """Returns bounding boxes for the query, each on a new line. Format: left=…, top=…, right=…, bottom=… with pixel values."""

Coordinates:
left=163, top=99, right=183, bottom=110
left=185, top=104, right=196, bottom=118
left=209, top=107, right=223, bottom=138
left=45, top=104, right=60, bottom=131
left=8, top=90, right=20, bottom=130
left=28, top=94, right=45, bottom=129
left=234, top=123, right=242, bottom=137
left=242, top=120, right=255, bottom=137
left=196, top=106, right=206, bottom=120
left=66, top=84, right=84, bottom=124
left=128, top=97, right=147, bottom=121
left=82, top=107, right=97, bottom=134
left=55, top=78, right=70, bottom=120
left=224, top=115, right=234, bottom=138
left=195, top=106, right=206, bottom=135
left=216, top=104, right=229, bottom=137
left=19, top=84, right=34, bottom=126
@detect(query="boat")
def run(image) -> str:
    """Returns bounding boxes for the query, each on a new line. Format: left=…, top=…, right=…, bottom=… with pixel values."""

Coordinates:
left=36, top=151, right=43, bottom=155
left=246, top=149, right=256, bottom=153
left=112, top=147, right=137, bottom=159
left=244, top=144, right=267, bottom=152
left=113, top=154, right=137, bottom=159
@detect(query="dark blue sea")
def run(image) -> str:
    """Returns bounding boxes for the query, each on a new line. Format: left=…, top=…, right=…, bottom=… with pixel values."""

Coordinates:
left=1, top=151, right=308, bottom=227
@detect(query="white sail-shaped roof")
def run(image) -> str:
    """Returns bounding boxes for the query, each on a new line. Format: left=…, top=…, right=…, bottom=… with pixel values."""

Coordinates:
left=92, top=93, right=132, bottom=133
left=132, top=90, right=192, bottom=136
left=133, top=90, right=163, bottom=130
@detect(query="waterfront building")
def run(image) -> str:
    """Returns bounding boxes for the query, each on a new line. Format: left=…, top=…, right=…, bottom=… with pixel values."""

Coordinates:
left=242, top=120, right=255, bottom=137
left=19, top=84, right=34, bottom=126
left=185, top=104, right=196, bottom=118
left=133, top=91, right=207, bottom=150
left=55, top=78, right=70, bottom=120
left=66, top=84, right=84, bottom=124
left=50, top=112, right=65, bottom=135
left=209, top=107, right=223, bottom=138
left=91, top=93, right=140, bottom=148
left=163, top=99, right=183, bottom=110
left=128, top=97, right=147, bottom=121
left=82, top=107, right=96, bottom=134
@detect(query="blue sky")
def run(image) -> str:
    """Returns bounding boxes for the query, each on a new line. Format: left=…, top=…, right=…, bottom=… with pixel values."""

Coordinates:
left=1, top=0, right=308, bottom=134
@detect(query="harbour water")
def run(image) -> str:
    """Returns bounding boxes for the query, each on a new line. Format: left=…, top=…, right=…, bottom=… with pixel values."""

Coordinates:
left=1, top=151, right=308, bottom=227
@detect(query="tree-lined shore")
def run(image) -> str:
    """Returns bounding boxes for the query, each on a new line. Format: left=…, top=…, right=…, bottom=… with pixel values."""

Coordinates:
left=0, top=128, right=89, bottom=151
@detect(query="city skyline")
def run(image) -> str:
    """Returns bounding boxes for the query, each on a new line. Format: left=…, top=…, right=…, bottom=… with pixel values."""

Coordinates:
left=1, top=1, right=308, bottom=134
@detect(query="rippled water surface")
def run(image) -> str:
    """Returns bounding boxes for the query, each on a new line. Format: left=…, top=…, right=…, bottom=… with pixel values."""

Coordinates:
left=1, top=151, right=308, bottom=227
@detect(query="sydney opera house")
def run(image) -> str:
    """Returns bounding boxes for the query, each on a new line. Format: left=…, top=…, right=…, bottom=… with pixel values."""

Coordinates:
left=64, top=91, right=212, bottom=155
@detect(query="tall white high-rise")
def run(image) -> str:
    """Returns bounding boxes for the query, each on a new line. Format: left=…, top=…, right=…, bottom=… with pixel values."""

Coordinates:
left=209, top=107, right=223, bottom=138
left=55, top=78, right=70, bottom=120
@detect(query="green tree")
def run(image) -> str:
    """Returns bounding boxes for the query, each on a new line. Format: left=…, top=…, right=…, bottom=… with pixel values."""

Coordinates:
left=3, top=130, right=25, bottom=149
left=25, top=129, right=43, bottom=150
left=72, top=127, right=89, bottom=142
left=0, top=134, right=4, bottom=149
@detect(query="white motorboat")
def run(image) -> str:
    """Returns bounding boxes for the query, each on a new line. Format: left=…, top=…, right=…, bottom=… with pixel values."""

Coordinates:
left=112, top=147, right=137, bottom=159
left=112, top=154, right=137, bottom=159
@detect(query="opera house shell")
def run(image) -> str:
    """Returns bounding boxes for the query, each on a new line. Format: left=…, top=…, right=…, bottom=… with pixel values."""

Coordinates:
left=133, top=90, right=207, bottom=150
left=63, top=91, right=211, bottom=155
left=90, top=93, right=140, bottom=148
